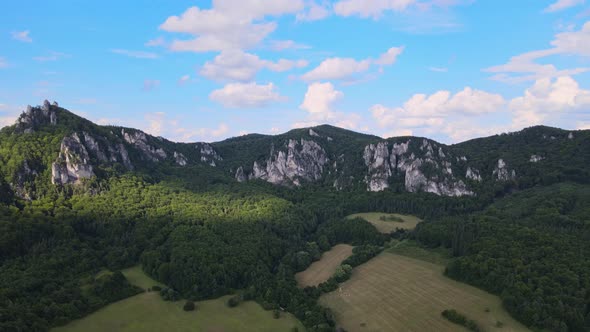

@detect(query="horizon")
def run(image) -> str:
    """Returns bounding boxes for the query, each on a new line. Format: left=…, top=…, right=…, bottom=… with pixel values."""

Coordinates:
left=1, top=1, right=590, bottom=144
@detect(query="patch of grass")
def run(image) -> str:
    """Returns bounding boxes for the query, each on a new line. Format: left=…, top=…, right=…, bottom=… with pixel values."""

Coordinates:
left=346, top=212, right=422, bottom=233
left=320, top=252, right=529, bottom=332
left=55, top=267, right=305, bottom=332
left=295, top=244, right=353, bottom=288
left=121, top=266, right=164, bottom=291
left=53, top=293, right=305, bottom=332
left=386, top=239, right=452, bottom=265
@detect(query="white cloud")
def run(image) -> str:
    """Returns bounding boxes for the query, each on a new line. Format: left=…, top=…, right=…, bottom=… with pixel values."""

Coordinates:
left=577, top=122, right=590, bottom=130
left=485, top=22, right=590, bottom=83
left=33, top=51, right=70, bottom=62
left=11, top=30, right=32, bottom=43
left=111, top=49, right=159, bottom=59
left=210, top=82, right=285, bottom=108
left=544, top=0, right=585, bottom=13
left=159, top=1, right=304, bottom=52
left=300, top=82, right=343, bottom=114
left=143, top=80, right=160, bottom=91
left=302, top=46, right=404, bottom=81
left=295, top=82, right=362, bottom=130
left=297, top=1, right=331, bottom=21
left=509, top=76, right=590, bottom=128
left=0, top=57, right=7, bottom=68
left=178, top=75, right=191, bottom=85
left=334, top=0, right=417, bottom=18
left=370, top=76, right=590, bottom=142
left=269, top=40, right=311, bottom=51
left=145, top=37, right=166, bottom=47
left=200, top=50, right=308, bottom=82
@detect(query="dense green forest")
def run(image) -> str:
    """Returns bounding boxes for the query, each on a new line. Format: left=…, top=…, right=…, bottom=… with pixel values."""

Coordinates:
left=1, top=105, right=590, bottom=331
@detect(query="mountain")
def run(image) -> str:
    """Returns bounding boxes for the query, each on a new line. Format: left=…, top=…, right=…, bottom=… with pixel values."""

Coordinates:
left=1, top=100, right=589, bottom=201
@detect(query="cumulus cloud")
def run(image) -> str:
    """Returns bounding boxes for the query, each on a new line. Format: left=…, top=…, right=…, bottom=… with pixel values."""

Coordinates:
left=178, top=75, right=191, bottom=85
left=544, top=0, right=585, bottom=13
left=371, top=76, right=590, bottom=142
left=302, top=46, right=404, bottom=81
left=200, top=50, right=308, bottom=82
left=11, top=30, right=32, bottom=42
left=294, top=82, right=362, bottom=130
left=210, top=82, right=285, bottom=108
left=111, top=49, right=159, bottom=59
left=159, top=1, right=304, bottom=52
left=297, top=1, right=331, bottom=21
left=485, top=22, right=590, bottom=83
left=0, top=57, right=7, bottom=69
left=509, top=76, right=590, bottom=128
left=141, top=112, right=230, bottom=142
left=334, top=0, right=417, bottom=18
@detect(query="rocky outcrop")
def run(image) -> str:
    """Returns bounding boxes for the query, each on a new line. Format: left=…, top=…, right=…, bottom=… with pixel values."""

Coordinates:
left=174, top=152, right=188, bottom=166
left=493, top=159, right=516, bottom=181
left=466, top=167, right=482, bottom=182
left=309, top=129, right=320, bottom=137
left=122, top=129, right=167, bottom=161
left=242, top=139, right=328, bottom=186
left=16, top=101, right=58, bottom=132
left=235, top=166, right=247, bottom=182
left=51, top=133, right=95, bottom=185
left=198, top=143, right=222, bottom=166
left=362, top=139, right=474, bottom=197
left=530, top=155, right=543, bottom=163
left=364, top=142, right=392, bottom=191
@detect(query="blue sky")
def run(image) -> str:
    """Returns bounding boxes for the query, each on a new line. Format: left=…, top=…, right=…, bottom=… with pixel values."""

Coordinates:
left=1, top=0, right=589, bottom=143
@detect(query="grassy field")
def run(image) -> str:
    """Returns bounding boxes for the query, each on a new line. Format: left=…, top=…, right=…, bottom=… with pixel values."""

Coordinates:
left=346, top=212, right=422, bottom=233
left=295, top=244, right=353, bottom=288
left=386, top=239, right=452, bottom=265
left=54, top=267, right=305, bottom=332
left=320, top=253, right=529, bottom=332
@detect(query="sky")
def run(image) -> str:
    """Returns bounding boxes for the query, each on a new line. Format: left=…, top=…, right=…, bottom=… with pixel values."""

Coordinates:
left=1, top=0, right=589, bottom=144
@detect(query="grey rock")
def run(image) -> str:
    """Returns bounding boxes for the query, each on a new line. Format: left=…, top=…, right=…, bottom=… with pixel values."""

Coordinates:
left=199, top=143, right=222, bottom=166
left=235, top=166, right=247, bottom=182
left=174, top=152, right=188, bottom=166
left=466, top=167, right=482, bottom=182
left=530, top=155, right=543, bottom=163
left=493, top=159, right=516, bottom=181
left=51, top=133, right=95, bottom=185
left=363, top=142, right=391, bottom=192
left=122, top=129, right=167, bottom=161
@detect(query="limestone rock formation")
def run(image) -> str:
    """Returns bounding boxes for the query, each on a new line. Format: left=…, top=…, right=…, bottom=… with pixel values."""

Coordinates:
left=122, top=129, right=167, bottom=161
left=493, top=159, right=516, bottom=181
left=198, top=143, right=222, bottom=166
left=243, top=139, right=328, bottom=186
left=51, top=133, right=95, bottom=185
left=174, top=152, right=188, bottom=166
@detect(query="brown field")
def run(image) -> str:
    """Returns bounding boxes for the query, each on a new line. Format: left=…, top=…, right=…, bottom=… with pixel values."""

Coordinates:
left=295, top=244, right=353, bottom=288
left=346, top=212, right=422, bottom=233
left=320, top=253, right=529, bottom=332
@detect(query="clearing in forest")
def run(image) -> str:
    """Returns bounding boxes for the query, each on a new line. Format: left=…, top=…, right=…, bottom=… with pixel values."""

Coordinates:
left=320, top=252, right=529, bottom=332
left=54, top=266, right=305, bottom=332
left=346, top=212, right=422, bottom=233
left=295, top=244, right=353, bottom=288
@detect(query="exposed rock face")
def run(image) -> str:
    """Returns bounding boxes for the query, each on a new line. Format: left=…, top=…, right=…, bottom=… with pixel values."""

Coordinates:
left=174, top=152, right=188, bottom=166
left=16, top=103, right=58, bottom=132
left=51, top=133, right=95, bottom=185
left=309, top=129, right=320, bottom=137
left=198, top=143, right=222, bottom=166
left=568, top=132, right=574, bottom=139
left=122, top=129, right=167, bottom=161
left=530, top=155, right=543, bottom=163
left=364, top=142, right=392, bottom=191
left=466, top=167, right=482, bottom=182
left=493, top=159, right=516, bottom=181
left=362, top=139, right=473, bottom=196
left=83, top=132, right=108, bottom=163
left=244, top=139, right=328, bottom=186
left=11, top=160, right=39, bottom=200
left=235, top=166, right=247, bottom=182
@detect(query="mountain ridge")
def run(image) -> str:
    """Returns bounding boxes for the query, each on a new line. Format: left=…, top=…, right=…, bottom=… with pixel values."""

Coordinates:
left=1, top=100, right=588, bottom=200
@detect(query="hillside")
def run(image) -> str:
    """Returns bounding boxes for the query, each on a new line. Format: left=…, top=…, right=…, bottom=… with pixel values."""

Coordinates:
left=2, top=101, right=588, bottom=203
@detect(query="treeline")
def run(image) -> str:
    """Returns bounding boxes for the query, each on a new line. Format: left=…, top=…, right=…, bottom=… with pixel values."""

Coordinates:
left=414, top=183, right=590, bottom=331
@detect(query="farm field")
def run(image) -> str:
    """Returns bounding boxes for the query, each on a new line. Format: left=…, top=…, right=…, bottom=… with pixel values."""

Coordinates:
left=295, top=244, right=353, bottom=287
left=346, top=212, right=422, bottom=233
left=54, top=267, right=304, bottom=332
left=320, top=252, right=529, bottom=332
